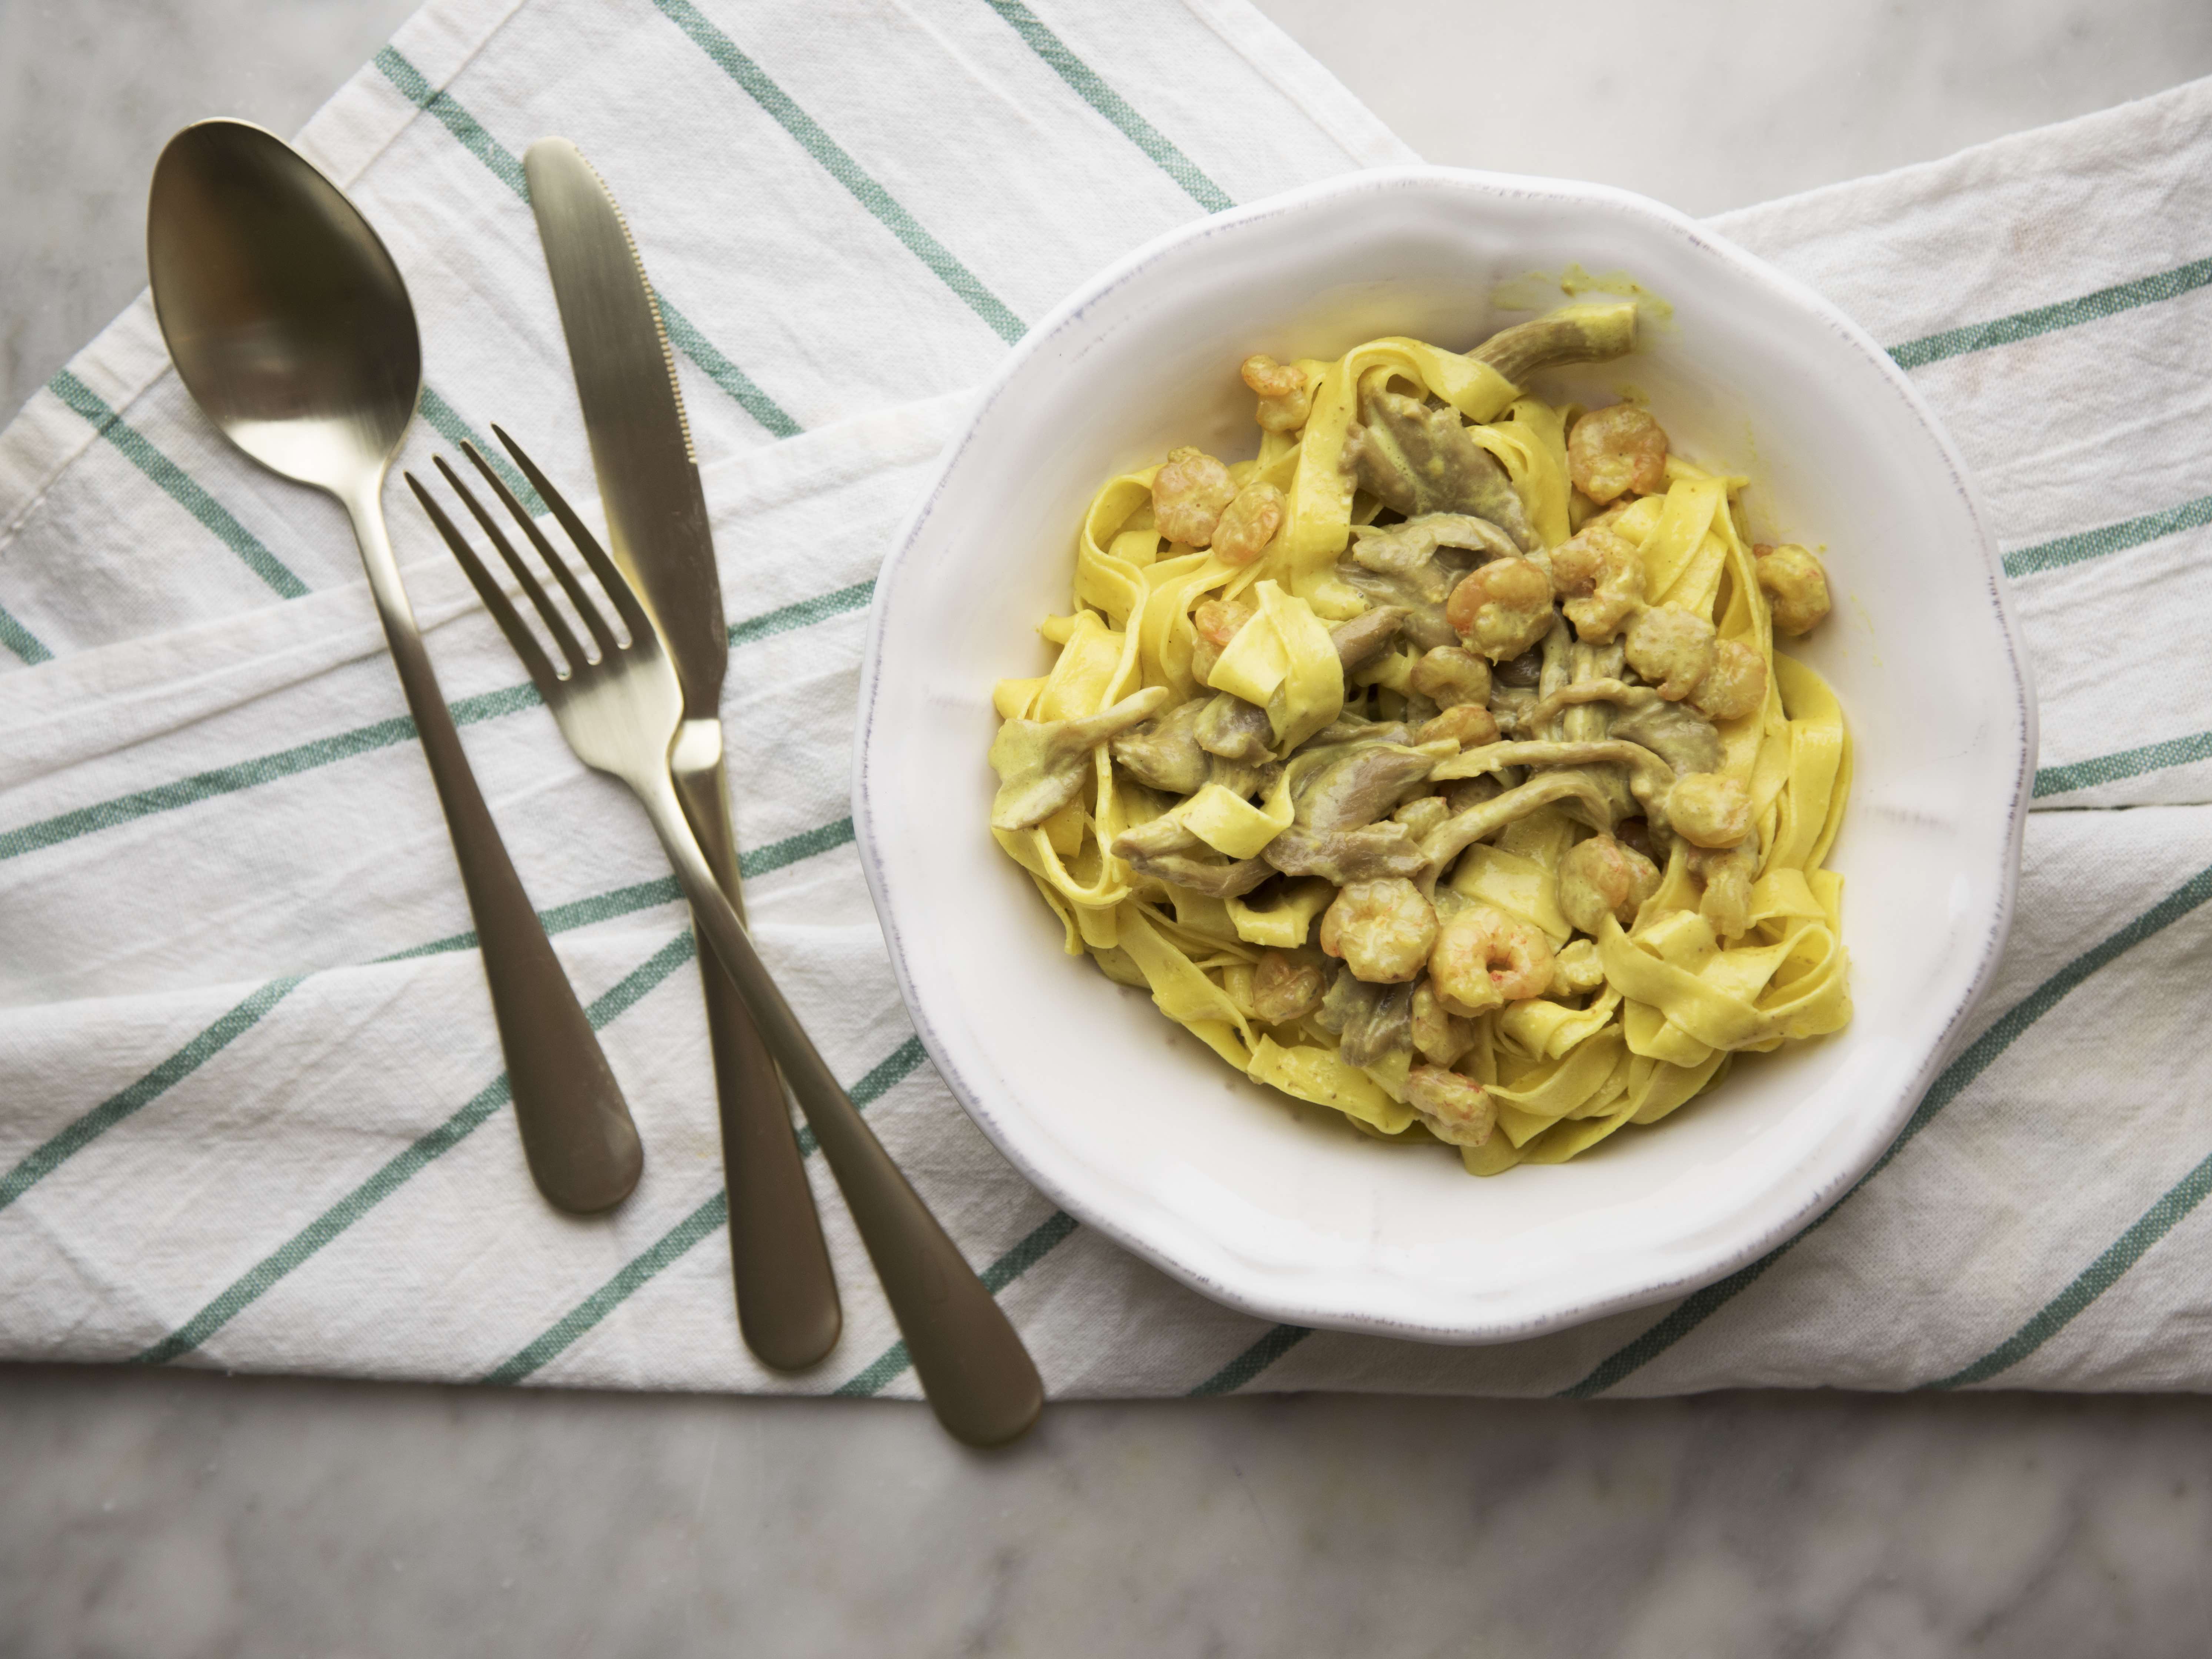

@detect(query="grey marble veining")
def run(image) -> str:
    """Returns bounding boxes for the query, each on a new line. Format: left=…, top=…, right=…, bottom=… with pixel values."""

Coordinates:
left=7, top=2, right=2212, bottom=1653
left=0, top=0, right=418, bottom=425
left=2, top=1363, right=2209, bottom=1658
left=1256, top=0, right=2212, bottom=220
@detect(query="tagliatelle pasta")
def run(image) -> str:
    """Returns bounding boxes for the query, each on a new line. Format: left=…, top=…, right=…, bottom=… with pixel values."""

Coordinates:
left=987, top=300, right=1849, bottom=1174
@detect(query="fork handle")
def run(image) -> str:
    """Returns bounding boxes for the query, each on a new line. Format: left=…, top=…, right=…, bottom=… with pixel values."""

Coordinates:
left=632, top=766, right=1043, bottom=1447
left=344, top=482, right=643, bottom=1214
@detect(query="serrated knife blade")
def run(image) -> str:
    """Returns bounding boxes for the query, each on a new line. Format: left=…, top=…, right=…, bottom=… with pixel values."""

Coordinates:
left=521, top=138, right=723, bottom=709
left=523, top=136, right=840, bottom=1369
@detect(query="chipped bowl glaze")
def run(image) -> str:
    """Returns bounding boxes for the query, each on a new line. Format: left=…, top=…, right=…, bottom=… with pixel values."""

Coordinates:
left=853, top=167, right=2032, bottom=1345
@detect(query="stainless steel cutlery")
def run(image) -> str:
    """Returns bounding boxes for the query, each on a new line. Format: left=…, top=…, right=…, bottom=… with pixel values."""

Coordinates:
left=521, top=137, right=841, bottom=1373
left=149, top=118, right=1040, bottom=1445
left=147, top=120, right=643, bottom=1215
left=408, top=432, right=1044, bottom=1447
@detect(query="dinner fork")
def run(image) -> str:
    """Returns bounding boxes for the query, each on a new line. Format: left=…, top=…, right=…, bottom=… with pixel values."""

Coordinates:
left=405, top=431, right=1042, bottom=1448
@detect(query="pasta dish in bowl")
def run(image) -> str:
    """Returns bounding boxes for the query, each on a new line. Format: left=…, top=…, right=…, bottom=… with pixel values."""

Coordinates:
left=986, top=304, right=1850, bottom=1174
left=855, top=167, right=2029, bottom=1343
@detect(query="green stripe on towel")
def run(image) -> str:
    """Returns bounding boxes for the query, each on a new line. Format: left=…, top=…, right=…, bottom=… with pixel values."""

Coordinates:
left=976, top=0, right=1232, bottom=213
left=0, top=602, right=53, bottom=666
left=651, top=0, right=1027, bottom=345
left=0, top=575, right=870, bottom=863
left=1889, top=254, right=2212, bottom=370
left=1189, top=1323, right=1312, bottom=1396
left=0, top=977, right=306, bottom=1216
left=372, top=46, right=526, bottom=193
left=483, top=1191, right=731, bottom=1386
left=831, top=1208, right=1079, bottom=1397
left=656, top=304, right=803, bottom=440
left=2004, top=490, right=2212, bottom=579
left=48, top=370, right=308, bottom=599
left=133, top=931, right=700, bottom=1366
left=0, top=831, right=854, bottom=1217
left=2034, top=731, right=2212, bottom=799
left=373, top=47, right=799, bottom=437
left=1555, top=860, right=2212, bottom=1399
left=484, top=1035, right=932, bottom=1384
left=386, top=823, right=850, bottom=965
left=793, top=1036, right=927, bottom=1158
left=1928, top=1146, right=2212, bottom=1389
left=727, top=580, right=874, bottom=648
left=415, top=386, right=545, bottom=514
left=0, top=684, right=540, bottom=863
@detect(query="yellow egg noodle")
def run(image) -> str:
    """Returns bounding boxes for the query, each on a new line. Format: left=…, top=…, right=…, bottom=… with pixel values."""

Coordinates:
left=987, top=301, right=1851, bottom=1174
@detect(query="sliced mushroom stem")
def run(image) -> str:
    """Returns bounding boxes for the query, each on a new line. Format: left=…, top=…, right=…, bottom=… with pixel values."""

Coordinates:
left=1434, top=737, right=1677, bottom=822
left=1469, top=301, right=1639, bottom=385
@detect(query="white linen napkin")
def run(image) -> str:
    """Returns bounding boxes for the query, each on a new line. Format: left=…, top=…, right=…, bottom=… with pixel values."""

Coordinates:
left=2, top=0, right=2208, bottom=1399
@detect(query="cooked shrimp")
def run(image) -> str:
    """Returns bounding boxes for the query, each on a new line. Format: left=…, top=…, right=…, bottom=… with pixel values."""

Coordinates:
left=1690, top=637, right=1768, bottom=722
left=1549, top=523, right=1647, bottom=644
left=1241, top=353, right=1313, bottom=433
left=1567, top=404, right=1669, bottom=504
left=1251, top=948, right=1328, bottom=1024
left=1319, top=878, right=1438, bottom=984
left=1153, top=447, right=1238, bottom=547
left=1416, top=704, right=1501, bottom=749
left=1429, top=902, right=1555, bottom=1014
left=1755, top=543, right=1832, bottom=636
left=1556, top=832, right=1661, bottom=934
left=1212, top=480, right=1285, bottom=566
left=1445, top=558, right=1555, bottom=663
left=1668, top=772, right=1752, bottom=849
left=1191, top=596, right=1255, bottom=687
left=1408, top=644, right=1492, bottom=709
left=1691, top=842, right=1758, bottom=940
left=1405, top=1066, right=1495, bottom=1148
left=1624, top=603, right=1716, bottom=700
left=1411, top=979, right=1477, bottom=1066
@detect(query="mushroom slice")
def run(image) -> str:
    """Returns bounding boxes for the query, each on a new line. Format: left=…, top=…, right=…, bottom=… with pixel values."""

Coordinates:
left=1342, top=389, right=1539, bottom=551
left=1468, top=300, right=1638, bottom=384
left=1327, top=605, right=1408, bottom=672
left=1348, top=513, right=1520, bottom=573
left=1263, top=821, right=1427, bottom=884
left=1108, top=695, right=1211, bottom=794
left=1195, top=692, right=1276, bottom=763
left=1117, top=848, right=1274, bottom=898
left=1295, top=744, right=1445, bottom=833
left=990, top=687, right=1169, bottom=830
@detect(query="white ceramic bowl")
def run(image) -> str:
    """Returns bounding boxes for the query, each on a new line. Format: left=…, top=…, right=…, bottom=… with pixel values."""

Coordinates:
left=853, top=166, right=2033, bottom=1345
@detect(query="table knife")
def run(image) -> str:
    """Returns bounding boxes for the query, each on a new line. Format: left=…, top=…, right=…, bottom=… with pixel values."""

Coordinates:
left=524, top=136, right=840, bottom=1370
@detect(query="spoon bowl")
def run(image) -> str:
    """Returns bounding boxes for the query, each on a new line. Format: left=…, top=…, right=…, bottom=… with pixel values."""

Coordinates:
left=149, top=120, right=419, bottom=492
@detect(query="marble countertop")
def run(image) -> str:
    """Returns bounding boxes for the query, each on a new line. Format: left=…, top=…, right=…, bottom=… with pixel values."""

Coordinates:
left=4, top=3, right=2212, bottom=1653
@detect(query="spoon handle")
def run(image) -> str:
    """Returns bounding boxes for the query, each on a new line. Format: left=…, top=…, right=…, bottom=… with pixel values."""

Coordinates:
left=344, top=479, right=643, bottom=1214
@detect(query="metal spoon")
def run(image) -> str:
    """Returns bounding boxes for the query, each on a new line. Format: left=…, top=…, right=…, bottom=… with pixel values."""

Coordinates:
left=147, top=118, right=643, bottom=1214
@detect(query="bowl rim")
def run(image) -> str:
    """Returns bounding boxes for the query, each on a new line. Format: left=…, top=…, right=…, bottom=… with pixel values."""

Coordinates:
left=851, top=162, right=2036, bottom=1345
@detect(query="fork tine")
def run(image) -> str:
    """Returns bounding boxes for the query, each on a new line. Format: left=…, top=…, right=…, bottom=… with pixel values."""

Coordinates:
left=435, top=454, right=591, bottom=673
left=405, top=471, right=565, bottom=694
left=493, top=424, right=659, bottom=649
left=457, top=440, right=623, bottom=661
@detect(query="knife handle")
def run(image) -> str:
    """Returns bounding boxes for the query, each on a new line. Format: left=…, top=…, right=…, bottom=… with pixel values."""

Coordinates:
left=673, top=745, right=842, bottom=1370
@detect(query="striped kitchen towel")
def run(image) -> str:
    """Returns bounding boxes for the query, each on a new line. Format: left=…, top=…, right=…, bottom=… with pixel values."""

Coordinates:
left=1, top=0, right=2208, bottom=1399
